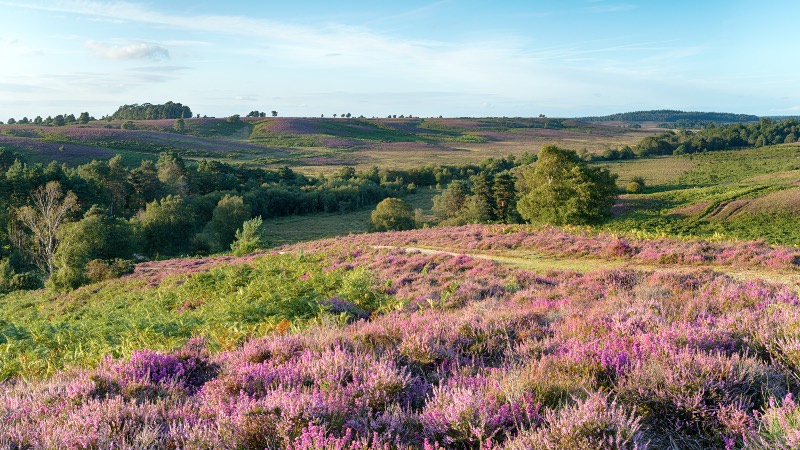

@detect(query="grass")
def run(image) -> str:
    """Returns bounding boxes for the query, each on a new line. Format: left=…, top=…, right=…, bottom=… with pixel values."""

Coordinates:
left=264, top=188, right=437, bottom=246
left=605, top=144, right=800, bottom=245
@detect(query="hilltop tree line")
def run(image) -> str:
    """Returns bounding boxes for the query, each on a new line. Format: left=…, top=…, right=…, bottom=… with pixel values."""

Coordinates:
left=0, top=149, right=511, bottom=292
left=3, top=112, right=95, bottom=127
left=111, top=101, right=193, bottom=120
left=594, top=118, right=800, bottom=161
left=579, top=109, right=760, bottom=123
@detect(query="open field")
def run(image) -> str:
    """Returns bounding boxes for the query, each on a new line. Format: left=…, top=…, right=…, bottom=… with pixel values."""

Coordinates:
left=0, top=117, right=654, bottom=171
left=264, top=188, right=437, bottom=246
left=603, top=144, right=800, bottom=245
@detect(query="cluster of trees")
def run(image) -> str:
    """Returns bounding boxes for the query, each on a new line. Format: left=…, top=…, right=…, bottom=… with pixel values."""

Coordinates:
left=0, top=149, right=506, bottom=292
left=372, top=146, right=619, bottom=231
left=430, top=157, right=519, bottom=225
left=632, top=118, right=800, bottom=157
left=246, top=111, right=278, bottom=118
left=592, top=118, right=800, bottom=161
left=3, top=112, right=94, bottom=126
left=111, top=102, right=192, bottom=120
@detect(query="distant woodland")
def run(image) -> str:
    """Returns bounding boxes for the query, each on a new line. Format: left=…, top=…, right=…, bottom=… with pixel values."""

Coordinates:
left=579, top=109, right=760, bottom=123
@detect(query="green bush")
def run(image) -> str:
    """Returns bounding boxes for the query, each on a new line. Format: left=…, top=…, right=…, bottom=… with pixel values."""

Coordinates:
left=231, top=216, right=268, bottom=256
left=369, top=198, right=415, bottom=232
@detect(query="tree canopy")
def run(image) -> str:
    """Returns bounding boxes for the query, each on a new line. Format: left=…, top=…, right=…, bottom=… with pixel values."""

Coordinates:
left=369, top=198, right=415, bottom=232
left=111, top=101, right=192, bottom=120
left=517, top=145, right=617, bottom=225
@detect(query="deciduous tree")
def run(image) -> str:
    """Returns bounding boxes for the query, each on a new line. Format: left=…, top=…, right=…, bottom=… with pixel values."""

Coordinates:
left=517, top=145, right=617, bottom=225
left=17, top=181, right=78, bottom=274
left=369, top=198, right=415, bottom=232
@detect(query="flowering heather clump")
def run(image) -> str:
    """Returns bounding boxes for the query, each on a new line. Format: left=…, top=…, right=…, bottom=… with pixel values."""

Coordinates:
left=286, top=224, right=800, bottom=271
left=3, top=233, right=800, bottom=447
left=507, top=392, right=645, bottom=450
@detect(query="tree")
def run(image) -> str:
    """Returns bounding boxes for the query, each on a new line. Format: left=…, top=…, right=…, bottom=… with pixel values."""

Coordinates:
left=271, top=111, right=278, bottom=117
left=173, top=118, right=185, bottom=132
left=227, top=114, right=240, bottom=123
left=469, top=172, right=495, bottom=221
left=203, top=194, right=251, bottom=251
left=231, top=216, right=267, bottom=256
left=78, top=112, right=91, bottom=124
left=136, top=195, right=195, bottom=256
left=50, top=206, right=137, bottom=290
left=17, top=181, right=79, bottom=274
left=156, top=152, right=188, bottom=195
left=7, top=118, right=15, bottom=125
left=369, top=198, right=415, bottom=232
left=517, top=145, right=618, bottom=225
left=432, top=180, right=469, bottom=221
left=492, top=170, right=517, bottom=222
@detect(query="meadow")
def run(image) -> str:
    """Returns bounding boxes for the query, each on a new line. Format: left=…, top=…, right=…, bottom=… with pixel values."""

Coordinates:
left=602, top=144, right=800, bottom=246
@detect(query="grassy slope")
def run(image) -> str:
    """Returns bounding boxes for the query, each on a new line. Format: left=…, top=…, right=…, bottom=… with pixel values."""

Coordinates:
left=0, top=117, right=651, bottom=171
left=603, top=144, right=800, bottom=245
left=4, top=224, right=800, bottom=447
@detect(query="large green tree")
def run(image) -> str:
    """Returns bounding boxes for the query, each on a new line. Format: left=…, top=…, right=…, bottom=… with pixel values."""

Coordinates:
left=517, top=145, right=617, bottom=225
left=369, top=198, right=415, bottom=232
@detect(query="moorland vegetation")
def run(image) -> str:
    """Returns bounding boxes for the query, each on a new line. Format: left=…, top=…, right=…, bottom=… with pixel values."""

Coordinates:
left=1, top=107, right=800, bottom=448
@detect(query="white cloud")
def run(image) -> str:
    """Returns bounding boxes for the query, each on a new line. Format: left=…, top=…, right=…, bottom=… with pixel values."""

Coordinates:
left=85, top=40, right=169, bottom=60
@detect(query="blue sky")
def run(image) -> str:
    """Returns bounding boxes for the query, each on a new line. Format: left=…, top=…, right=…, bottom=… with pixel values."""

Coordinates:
left=0, top=0, right=798, bottom=119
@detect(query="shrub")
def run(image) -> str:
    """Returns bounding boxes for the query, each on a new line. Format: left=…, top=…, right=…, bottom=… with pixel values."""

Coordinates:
left=85, top=259, right=134, bottom=283
left=369, top=198, right=415, bottom=232
left=626, top=181, right=643, bottom=194
left=506, top=392, right=645, bottom=450
left=230, top=216, right=268, bottom=256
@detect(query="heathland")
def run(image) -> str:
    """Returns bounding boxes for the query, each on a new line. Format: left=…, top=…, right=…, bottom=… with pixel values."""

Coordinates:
left=1, top=109, right=800, bottom=448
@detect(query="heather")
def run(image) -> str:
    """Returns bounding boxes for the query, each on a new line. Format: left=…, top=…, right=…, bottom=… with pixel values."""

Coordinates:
left=2, top=237, right=800, bottom=448
left=284, top=224, right=800, bottom=272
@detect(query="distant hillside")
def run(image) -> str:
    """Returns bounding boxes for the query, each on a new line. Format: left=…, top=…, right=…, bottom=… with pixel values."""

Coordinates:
left=578, top=109, right=759, bottom=123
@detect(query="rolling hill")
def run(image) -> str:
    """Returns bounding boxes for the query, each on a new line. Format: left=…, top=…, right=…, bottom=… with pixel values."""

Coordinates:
left=0, top=116, right=653, bottom=171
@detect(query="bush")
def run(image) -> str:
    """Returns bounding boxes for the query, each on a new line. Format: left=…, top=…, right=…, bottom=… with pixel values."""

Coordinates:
left=626, top=181, right=643, bottom=194
left=85, top=259, right=135, bottom=283
left=230, top=216, right=267, bottom=256
left=369, top=198, right=415, bottom=232
left=506, top=392, right=644, bottom=450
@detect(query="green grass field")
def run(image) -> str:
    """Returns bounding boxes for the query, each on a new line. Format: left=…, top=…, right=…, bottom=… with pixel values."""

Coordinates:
left=264, top=188, right=437, bottom=245
left=603, top=144, right=800, bottom=245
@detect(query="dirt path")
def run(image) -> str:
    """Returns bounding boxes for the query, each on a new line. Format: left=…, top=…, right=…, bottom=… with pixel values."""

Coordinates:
left=372, top=245, right=800, bottom=287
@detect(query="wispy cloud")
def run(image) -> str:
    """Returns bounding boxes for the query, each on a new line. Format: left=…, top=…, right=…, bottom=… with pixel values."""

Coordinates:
left=583, top=3, right=638, bottom=14
left=85, top=40, right=169, bottom=60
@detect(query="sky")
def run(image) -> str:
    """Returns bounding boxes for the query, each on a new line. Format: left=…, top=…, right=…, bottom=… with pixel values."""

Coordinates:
left=1, top=0, right=798, bottom=120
